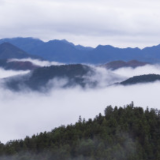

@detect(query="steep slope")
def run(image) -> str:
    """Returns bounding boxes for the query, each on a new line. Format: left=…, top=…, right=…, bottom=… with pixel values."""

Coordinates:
left=0, top=105, right=160, bottom=160
left=0, top=42, right=40, bottom=60
left=0, top=37, right=44, bottom=54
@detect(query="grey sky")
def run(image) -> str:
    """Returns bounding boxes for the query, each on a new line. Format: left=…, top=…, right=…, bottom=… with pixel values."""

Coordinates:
left=0, top=0, right=160, bottom=48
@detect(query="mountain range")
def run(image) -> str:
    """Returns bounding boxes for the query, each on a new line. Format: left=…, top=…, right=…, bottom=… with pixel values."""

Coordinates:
left=1, top=37, right=160, bottom=64
left=0, top=42, right=39, bottom=60
left=0, top=37, right=160, bottom=91
left=2, top=62, right=159, bottom=91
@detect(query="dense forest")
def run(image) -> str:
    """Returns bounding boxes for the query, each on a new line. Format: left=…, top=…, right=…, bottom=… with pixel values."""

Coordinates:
left=0, top=103, right=160, bottom=159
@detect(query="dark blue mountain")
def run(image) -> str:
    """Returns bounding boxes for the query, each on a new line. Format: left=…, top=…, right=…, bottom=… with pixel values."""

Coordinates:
left=29, top=40, right=91, bottom=63
left=0, top=38, right=93, bottom=63
left=87, top=45, right=142, bottom=63
left=0, top=42, right=39, bottom=60
left=1, top=37, right=160, bottom=64
left=88, top=45, right=160, bottom=63
left=0, top=37, right=44, bottom=53
left=0, top=59, right=39, bottom=70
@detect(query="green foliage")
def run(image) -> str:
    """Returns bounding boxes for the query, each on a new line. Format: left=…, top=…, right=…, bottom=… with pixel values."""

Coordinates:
left=0, top=104, right=160, bottom=160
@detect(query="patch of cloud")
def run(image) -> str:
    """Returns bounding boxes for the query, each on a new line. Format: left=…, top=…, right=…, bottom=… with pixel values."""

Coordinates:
left=112, top=64, right=160, bottom=78
left=8, top=58, right=64, bottom=67
left=85, top=66, right=126, bottom=87
left=0, top=67, right=30, bottom=79
left=0, top=64, right=160, bottom=143
left=0, top=81, right=160, bottom=143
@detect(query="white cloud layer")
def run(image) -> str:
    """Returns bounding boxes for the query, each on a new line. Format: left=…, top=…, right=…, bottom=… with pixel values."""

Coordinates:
left=112, top=64, right=160, bottom=78
left=0, top=64, right=160, bottom=143
left=0, top=68, right=30, bottom=78
left=0, top=82, right=160, bottom=143
left=0, top=0, right=160, bottom=48
left=8, top=58, right=64, bottom=67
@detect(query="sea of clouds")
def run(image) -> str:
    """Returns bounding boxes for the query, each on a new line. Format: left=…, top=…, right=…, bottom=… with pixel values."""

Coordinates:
left=0, top=59, right=160, bottom=143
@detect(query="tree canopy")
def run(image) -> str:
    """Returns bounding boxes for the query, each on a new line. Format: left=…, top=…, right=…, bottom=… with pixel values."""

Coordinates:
left=0, top=103, right=160, bottom=160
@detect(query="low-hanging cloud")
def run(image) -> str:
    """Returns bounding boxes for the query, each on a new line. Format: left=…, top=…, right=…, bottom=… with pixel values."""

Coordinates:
left=0, top=67, right=30, bottom=79
left=85, top=66, right=126, bottom=87
left=0, top=64, right=160, bottom=143
left=0, top=82, right=160, bottom=144
left=112, top=64, right=160, bottom=78
left=8, top=58, right=64, bottom=67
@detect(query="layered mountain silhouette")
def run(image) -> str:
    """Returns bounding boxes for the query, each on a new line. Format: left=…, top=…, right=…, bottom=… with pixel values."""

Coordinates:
left=3, top=64, right=97, bottom=91
left=0, top=59, right=39, bottom=70
left=1, top=37, right=160, bottom=64
left=0, top=42, right=40, bottom=60
left=0, top=38, right=93, bottom=63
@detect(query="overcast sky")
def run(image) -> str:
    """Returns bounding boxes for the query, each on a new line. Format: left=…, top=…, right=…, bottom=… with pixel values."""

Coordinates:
left=0, top=0, right=160, bottom=48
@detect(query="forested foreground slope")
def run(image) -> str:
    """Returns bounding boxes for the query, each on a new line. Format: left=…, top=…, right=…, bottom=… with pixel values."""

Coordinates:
left=1, top=104, right=160, bottom=160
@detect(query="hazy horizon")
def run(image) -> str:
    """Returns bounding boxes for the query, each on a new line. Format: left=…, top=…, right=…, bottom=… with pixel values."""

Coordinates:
left=0, top=0, right=160, bottom=48
left=1, top=36, right=160, bottom=49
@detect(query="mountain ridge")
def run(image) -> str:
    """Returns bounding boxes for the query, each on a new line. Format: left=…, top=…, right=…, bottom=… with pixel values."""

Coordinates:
left=3, top=64, right=96, bottom=91
left=0, top=42, right=41, bottom=60
left=1, top=37, right=160, bottom=64
left=120, top=74, right=160, bottom=85
left=0, top=105, right=160, bottom=160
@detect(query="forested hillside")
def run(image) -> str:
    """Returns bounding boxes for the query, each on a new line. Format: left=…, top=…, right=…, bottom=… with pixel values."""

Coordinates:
left=120, top=74, right=160, bottom=85
left=0, top=104, right=160, bottom=160
left=4, top=64, right=95, bottom=91
left=0, top=42, right=39, bottom=60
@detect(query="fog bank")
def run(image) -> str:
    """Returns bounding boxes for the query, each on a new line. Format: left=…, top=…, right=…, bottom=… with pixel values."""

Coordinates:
left=0, top=63, right=160, bottom=143
left=8, top=58, right=64, bottom=67
left=112, top=64, right=160, bottom=77
left=0, top=68, right=30, bottom=79
left=0, top=81, right=160, bottom=143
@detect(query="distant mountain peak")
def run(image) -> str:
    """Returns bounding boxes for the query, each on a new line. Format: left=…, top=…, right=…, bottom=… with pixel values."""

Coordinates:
left=0, top=42, right=15, bottom=47
left=0, top=42, right=40, bottom=60
left=0, top=42, right=27, bottom=53
left=1, top=37, right=160, bottom=64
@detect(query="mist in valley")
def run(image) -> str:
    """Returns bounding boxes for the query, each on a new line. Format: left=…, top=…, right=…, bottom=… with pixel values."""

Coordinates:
left=0, top=59, right=160, bottom=143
